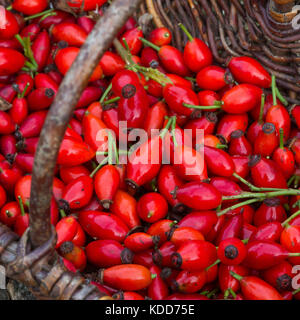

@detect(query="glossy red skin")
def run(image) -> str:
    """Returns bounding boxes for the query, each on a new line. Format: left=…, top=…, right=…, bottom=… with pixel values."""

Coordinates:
left=57, top=137, right=95, bottom=166
left=10, top=97, right=28, bottom=125
left=174, top=269, right=206, bottom=293
left=249, top=222, right=283, bottom=243
left=153, top=241, right=176, bottom=267
left=0, top=184, right=7, bottom=209
left=78, top=210, right=129, bottom=243
left=14, top=213, right=29, bottom=236
left=110, top=190, right=140, bottom=229
left=247, top=121, right=263, bottom=145
left=77, top=16, right=95, bottom=34
left=127, top=135, right=162, bottom=189
left=20, top=23, right=40, bottom=41
left=167, top=74, right=192, bottom=89
left=0, top=134, right=17, bottom=159
left=197, top=90, right=221, bottom=112
left=141, top=47, right=160, bottom=68
left=0, top=9, right=20, bottom=40
left=196, top=65, right=226, bottom=91
left=86, top=240, right=127, bottom=268
left=242, top=223, right=257, bottom=241
left=67, top=0, right=107, bottom=11
left=114, top=291, right=144, bottom=300
left=172, top=240, right=217, bottom=271
left=15, top=73, right=34, bottom=97
left=137, top=192, right=168, bottom=223
left=15, top=153, right=34, bottom=173
left=163, top=84, right=198, bottom=117
left=102, top=264, right=152, bottom=291
left=184, top=112, right=217, bottom=140
left=52, top=177, right=65, bottom=202
left=124, top=232, right=156, bottom=253
left=51, top=22, right=87, bottom=47
left=266, top=104, right=291, bottom=141
left=118, top=85, right=149, bottom=129
left=210, top=177, right=242, bottom=205
left=0, top=38, right=21, bottom=50
left=177, top=182, right=222, bottom=211
left=35, top=73, right=59, bottom=94
left=228, top=57, right=271, bottom=88
left=204, top=146, right=235, bottom=177
left=178, top=211, right=218, bottom=236
left=59, top=165, right=89, bottom=184
left=272, top=147, right=295, bottom=179
left=146, top=79, right=163, bottom=98
left=291, top=105, right=300, bottom=130
left=94, top=165, right=120, bottom=208
left=291, top=138, right=300, bottom=165
left=61, top=176, right=93, bottom=210
left=157, top=165, right=184, bottom=208
left=64, top=127, right=83, bottom=142
left=244, top=241, right=292, bottom=270
left=218, top=264, right=249, bottom=293
left=12, top=0, right=48, bottom=15
left=143, top=101, right=168, bottom=135
left=55, top=47, right=102, bottom=82
left=148, top=265, right=169, bottom=300
left=250, top=156, right=287, bottom=189
left=218, top=238, right=247, bottom=265
left=99, top=51, right=124, bottom=76
left=27, top=88, right=55, bottom=111
left=0, top=201, right=20, bottom=227
left=183, top=38, right=212, bottom=73
left=221, top=84, right=262, bottom=114
left=35, top=10, right=75, bottom=28
left=147, top=219, right=176, bottom=246
left=229, top=131, right=252, bottom=156
left=55, top=216, right=78, bottom=248
left=261, top=261, right=293, bottom=292
left=173, top=145, right=208, bottom=182
left=75, top=86, right=102, bottom=109
left=102, top=105, right=119, bottom=138
left=149, top=28, right=172, bottom=47
left=32, top=30, right=50, bottom=71
left=217, top=113, right=248, bottom=143
left=111, top=70, right=140, bottom=97
left=68, top=118, right=83, bottom=136
left=158, top=46, right=190, bottom=77
left=254, top=124, right=278, bottom=157
left=59, top=242, right=86, bottom=271
left=280, top=225, right=300, bottom=264
left=170, top=227, right=204, bottom=248
left=0, top=111, right=15, bottom=135
left=253, top=200, right=286, bottom=227
left=0, top=164, right=22, bottom=194
left=239, top=275, right=283, bottom=300
left=0, top=84, right=17, bottom=103
left=133, top=249, right=154, bottom=268
left=14, top=175, right=31, bottom=208
left=231, top=155, right=250, bottom=181
left=17, top=110, right=47, bottom=139
left=215, top=214, right=243, bottom=246
left=121, top=27, right=143, bottom=55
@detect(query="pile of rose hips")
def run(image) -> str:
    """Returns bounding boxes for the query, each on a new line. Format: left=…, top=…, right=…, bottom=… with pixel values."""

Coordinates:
left=1, top=0, right=300, bottom=301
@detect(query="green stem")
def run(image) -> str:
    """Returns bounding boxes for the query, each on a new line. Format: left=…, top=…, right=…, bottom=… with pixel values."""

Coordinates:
left=39, top=11, right=57, bottom=23
left=185, top=77, right=196, bottom=82
left=288, top=252, right=300, bottom=257
left=122, top=37, right=131, bottom=52
left=271, top=75, right=277, bottom=106
left=178, top=23, right=194, bottom=42
left=293, top=288, right=300, bottom=295
left=24, top=9, right=54, bottom=21
left=100, top=83, right=112, bottom=103
left=275, top=87, right=288, bottom=107
left=171, top=116, right=178, bottom=147
left=160, top=117, right=173, bottom=139
left=205, top=259, right=221, bottom=271
left=216, top=144, right=228, bottom=149
left=228, top=288, right=236, bottom=299
left=279, top=128, right=284, bottom=149
left=19, top=82, right=30, bottom=99
left=107, top=131, right=113, bottom=165
left=258, top=94, right=265, bottom=124
left=232, top=173, right=282, bottom=192
left=17, top=196, right=26, bottom=216
left=206, top=288, right=218, bottom=299
left=183, top=102, right=222, bottom=110
left=6, top=5, right=12, bottom=10
left=218, top=198, right=261, bottom=216
left=139, top=37, right=160, bottom=52
left=89, top=157, right=108, bottom=178
left=103, top=96, right=120, bottom=105
left=60, top=209, right=66, bottom=218
left=229, top=271, right=243, bottom=282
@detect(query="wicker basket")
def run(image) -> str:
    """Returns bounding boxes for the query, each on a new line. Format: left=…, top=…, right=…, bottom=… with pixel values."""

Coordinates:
left=0, top=0, right=299, bottom=300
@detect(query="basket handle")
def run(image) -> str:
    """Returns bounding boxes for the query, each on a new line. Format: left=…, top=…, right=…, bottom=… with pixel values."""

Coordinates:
left=29, top=0, right=143, bottom=248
